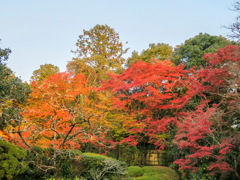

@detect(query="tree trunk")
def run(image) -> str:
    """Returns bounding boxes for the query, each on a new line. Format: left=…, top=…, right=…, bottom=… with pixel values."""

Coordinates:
left=53, top=119, right=57, bottom=167
left=55, top=167, right=61, bottom=180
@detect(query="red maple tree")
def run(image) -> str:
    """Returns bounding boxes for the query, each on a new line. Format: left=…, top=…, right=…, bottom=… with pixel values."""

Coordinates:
left=102, top=60, right=199, bottom=149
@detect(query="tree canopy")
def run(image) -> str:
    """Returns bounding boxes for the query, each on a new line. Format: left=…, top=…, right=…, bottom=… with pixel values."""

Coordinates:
left=67, top=24, right=129, bottom=86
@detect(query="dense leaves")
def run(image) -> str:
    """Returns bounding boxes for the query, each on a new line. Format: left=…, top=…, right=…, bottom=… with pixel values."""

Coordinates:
left=127, top=43, right=173, bottom=67
left=30, top=63, right=60, bottom=82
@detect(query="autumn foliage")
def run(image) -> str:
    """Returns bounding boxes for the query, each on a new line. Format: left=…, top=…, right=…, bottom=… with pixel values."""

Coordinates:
left=22, top=72, right=92, bottom=149
left=3, top=28, right=239, bottom=179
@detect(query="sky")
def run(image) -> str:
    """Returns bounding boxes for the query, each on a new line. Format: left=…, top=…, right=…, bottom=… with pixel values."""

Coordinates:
left=0, top=0, right=237, bottom=82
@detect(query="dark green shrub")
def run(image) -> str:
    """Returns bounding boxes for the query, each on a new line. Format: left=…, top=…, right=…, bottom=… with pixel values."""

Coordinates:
left=127, top=166, right=144, bottom=177
left=0, top=140, right=28, bottom=180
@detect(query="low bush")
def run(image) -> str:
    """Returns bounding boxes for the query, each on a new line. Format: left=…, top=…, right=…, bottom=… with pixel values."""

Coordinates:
left=0, top=140, right=28, bottom=179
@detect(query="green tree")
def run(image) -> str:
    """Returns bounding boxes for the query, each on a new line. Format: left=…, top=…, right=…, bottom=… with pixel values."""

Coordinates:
left=0, top=41, right=30, bottom=131
left=173, top=33, right=237, bottom=69
left=30, top=63, right=60, bottom=82
left=67, top=24, right=129, bottom=86
left=127, top=43, right=173, bottom=67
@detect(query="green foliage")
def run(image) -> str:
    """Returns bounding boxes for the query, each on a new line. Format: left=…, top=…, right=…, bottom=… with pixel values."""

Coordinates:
left=127, top=166, right=144, bottom=177
left=30, top=63, right=60, bottom=82
left=0, top=140, right=28, bottom=180
left=127, top=43, right=173, bottom=67
left=173, top=33, right=237, bottom=68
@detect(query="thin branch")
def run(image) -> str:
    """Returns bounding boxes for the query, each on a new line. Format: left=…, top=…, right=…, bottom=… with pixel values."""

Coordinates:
left=14, top=114, right=39, bottom=155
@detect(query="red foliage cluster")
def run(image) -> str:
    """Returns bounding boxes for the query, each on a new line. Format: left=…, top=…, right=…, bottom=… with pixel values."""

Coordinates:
left=102, top=60, right=200, bottom=148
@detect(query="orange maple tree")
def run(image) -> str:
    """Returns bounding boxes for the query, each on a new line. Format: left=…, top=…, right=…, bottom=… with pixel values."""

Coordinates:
left=20, top=72, right=95, bottom=152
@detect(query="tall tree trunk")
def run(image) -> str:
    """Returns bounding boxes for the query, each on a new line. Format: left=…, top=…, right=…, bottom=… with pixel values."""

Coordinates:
left=53, top=119, right=57, bottom=167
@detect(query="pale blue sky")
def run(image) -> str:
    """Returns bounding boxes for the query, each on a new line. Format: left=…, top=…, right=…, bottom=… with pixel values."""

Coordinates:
left=0, top=0, right=237, bottom=82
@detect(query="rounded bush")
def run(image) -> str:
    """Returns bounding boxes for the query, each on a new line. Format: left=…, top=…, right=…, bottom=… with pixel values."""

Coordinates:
left=127, top=166, right=144, bottom=177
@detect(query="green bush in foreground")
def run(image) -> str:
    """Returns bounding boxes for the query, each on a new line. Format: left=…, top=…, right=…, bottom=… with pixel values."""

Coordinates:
left=0, top=140, right=28, bottom=180
left=127, top=166, right=180, bottom=180
left=127, top=166, right=144, bottom=177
